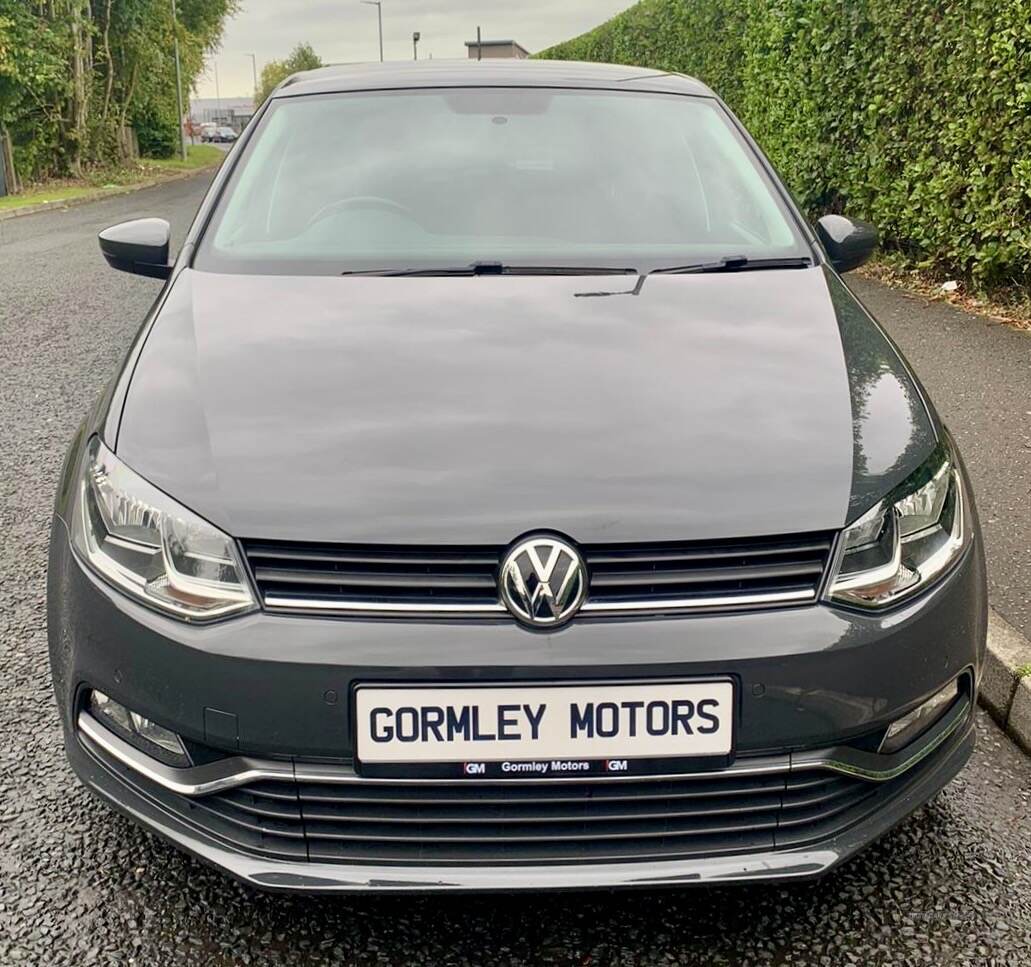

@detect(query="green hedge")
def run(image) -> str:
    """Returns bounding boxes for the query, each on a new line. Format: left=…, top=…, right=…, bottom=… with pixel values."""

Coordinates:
left=132, top=101, right=180, bottom=160
left=538, top=0, right=1031, bottom=290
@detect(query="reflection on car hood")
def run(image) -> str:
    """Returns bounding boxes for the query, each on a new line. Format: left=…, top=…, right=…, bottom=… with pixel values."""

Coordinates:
left=115, top=266, right=935, bottom=544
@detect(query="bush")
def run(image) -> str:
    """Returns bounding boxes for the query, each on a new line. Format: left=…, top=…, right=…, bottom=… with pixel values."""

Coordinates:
left=132, top=102, right=179, bottom=159
left=538, top=0, right=1031, bottom=290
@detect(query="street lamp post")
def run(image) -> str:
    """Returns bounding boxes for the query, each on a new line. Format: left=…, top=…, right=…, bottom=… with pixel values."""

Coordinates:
left=170, top=0, right=187, bottom=160
left=360, top=1, right=384, bottom=62
left=245, top=53, right=258, bottom=97
left=412, top=31, right=420, bottom=61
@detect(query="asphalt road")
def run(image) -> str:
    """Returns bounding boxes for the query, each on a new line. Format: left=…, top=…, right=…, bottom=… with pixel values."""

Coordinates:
left=1, top=174, right=1030, bottom=966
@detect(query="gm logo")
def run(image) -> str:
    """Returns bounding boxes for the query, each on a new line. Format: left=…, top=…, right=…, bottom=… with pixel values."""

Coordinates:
left=605, top=759, right=628, bottom=772
left=464, top=762, right=486, bottom=775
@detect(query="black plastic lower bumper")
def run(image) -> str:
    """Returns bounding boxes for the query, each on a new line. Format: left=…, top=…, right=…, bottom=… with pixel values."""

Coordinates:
left=68, top=697, right=975, bottom=893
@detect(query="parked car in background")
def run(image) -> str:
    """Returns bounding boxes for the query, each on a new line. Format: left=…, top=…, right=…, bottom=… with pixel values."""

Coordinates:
left=214, top=126, right=238, bottom=143
left=51, top=59, right=986, bottom=895
left=198, top=122, right=217, bottom=143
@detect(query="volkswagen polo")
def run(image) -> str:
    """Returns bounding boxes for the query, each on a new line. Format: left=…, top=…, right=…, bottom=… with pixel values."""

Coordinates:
left=48, top=60, right=987, bottom=892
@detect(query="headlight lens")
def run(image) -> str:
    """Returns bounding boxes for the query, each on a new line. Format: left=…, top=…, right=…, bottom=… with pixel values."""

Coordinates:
left=828, top=443, right=969, bottom=609
left=71, top=437, right=255, bottom=621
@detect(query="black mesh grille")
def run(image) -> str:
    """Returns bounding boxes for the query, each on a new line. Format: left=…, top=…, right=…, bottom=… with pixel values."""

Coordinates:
left=242, top=532, right=834, bottom=618
left=581, top=532, right=834, bottom=612
left=178, top=764, right=894, bottom=866
left=243, top=542, right=502, bottom=612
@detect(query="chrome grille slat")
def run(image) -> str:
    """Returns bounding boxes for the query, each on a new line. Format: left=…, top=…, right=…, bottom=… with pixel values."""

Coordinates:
left=252, top=566, right=497, bottom=590
left=245, top=543, right=500, bottom=567
left=590, top=561, right=825, bottom=587
left=585, top=536, right=833, bottom=564
left=243, top=531, right=834, bottom=618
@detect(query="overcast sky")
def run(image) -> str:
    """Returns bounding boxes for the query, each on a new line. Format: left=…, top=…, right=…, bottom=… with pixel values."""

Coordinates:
left=193, top=0, right=630, bottom=98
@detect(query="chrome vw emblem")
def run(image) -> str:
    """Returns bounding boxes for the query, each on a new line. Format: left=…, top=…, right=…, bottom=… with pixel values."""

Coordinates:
left=499, top=536, right=586, bottom=627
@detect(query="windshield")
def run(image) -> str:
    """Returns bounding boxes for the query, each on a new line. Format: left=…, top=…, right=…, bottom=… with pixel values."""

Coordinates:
left=195, top=88, right=810, bottom=275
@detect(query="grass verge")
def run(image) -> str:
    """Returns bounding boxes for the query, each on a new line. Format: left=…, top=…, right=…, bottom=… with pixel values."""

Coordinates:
left=141, top=144, right=226, bottom=172
left=0, top=145, right=224, bottom=215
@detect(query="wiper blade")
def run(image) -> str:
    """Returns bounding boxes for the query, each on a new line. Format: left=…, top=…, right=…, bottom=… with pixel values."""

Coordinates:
left=650, top=256, right=813, bottom=275
left=341, top=262, right=638, bottom=277
left=340, top=266, right=477, bottom=277
left=480, top=264, right=638, bottom=276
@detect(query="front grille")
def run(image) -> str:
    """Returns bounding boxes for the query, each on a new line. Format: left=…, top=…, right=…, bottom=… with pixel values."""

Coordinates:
left=580, top=532, right=834, bottom=615
left=244, top=542, right=505, bottom=615
left=162, top=761, right=914, bottom=866
left=243, top=531, right=834, bottom=619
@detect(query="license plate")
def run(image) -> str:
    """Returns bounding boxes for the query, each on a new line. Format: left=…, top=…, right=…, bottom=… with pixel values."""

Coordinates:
left=355, top=680, right=734, bottom=778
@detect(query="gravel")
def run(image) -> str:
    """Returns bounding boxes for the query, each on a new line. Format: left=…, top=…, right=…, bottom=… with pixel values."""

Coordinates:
left=1, top=177, right=1030, bottom=966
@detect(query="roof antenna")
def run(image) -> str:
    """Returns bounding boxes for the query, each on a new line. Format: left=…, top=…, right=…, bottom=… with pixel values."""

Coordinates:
left=477, top=26, right=482, bottom=61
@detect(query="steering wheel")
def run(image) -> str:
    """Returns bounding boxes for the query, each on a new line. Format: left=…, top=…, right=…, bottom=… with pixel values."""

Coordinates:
left=304, top=195, right=418, bottom=231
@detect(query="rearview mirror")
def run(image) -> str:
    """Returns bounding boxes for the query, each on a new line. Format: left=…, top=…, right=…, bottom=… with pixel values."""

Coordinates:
left=98, top=218, right=172, bottom=279
left=815, top=214, right=878, bottom=274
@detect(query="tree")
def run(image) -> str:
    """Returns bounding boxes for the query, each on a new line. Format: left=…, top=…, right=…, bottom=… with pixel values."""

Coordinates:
left=0, top=0, right=238, bottom=180
left=255, top=42, right=322, bottom=106
left=114, top=0, right=241, bottom=159
left=0, top=1, right=70, bottom=178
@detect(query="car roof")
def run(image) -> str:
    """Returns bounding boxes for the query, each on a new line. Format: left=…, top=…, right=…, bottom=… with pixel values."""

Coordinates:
left=272, top=59, right=715, bottom=99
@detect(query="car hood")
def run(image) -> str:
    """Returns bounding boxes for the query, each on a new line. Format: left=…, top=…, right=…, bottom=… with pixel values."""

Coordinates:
left=116, top=266, right=936, bottom=544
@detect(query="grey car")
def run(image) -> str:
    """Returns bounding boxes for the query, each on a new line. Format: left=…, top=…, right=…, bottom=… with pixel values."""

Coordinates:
left=48, top=60, right=987, bottom=893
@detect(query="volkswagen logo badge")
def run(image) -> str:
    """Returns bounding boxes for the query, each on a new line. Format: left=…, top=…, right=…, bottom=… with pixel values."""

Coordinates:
left=499, top=536, right=587, bottom=627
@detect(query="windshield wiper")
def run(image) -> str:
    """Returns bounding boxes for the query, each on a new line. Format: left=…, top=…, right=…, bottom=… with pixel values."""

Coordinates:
left=477, top=263, right=638, bottom=276
left=341, top=262, right=638, bottom=277
left=340, top=266, right=477, bottom=277
left=649, top=256, right=813, bottom=275
left=342, top=257, right=813, bottom=277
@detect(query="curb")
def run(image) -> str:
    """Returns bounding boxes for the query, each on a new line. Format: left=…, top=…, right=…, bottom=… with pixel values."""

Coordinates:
left=0, top=165, right=218, bottom=222
left=981, top=608, right=1031, bottom=753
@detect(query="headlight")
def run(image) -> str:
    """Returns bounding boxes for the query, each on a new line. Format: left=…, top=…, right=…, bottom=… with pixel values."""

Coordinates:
left=70, top=437, right=255, bottom=621
left=827, top=442, right=969, bottom=609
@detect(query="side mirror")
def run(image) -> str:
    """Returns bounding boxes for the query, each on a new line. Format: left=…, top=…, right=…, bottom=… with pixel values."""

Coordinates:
left=98, top=218, right=172, bottom=279
left=815, top=214, right=878, bottom=274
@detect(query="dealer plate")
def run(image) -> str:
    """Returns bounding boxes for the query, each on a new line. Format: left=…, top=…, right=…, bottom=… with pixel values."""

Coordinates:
left=355, top=681, right=734, bottom=778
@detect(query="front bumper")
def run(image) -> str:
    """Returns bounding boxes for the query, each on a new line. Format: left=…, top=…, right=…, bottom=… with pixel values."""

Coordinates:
left=48, top=515, right=987, bottom=891
left=70, top=695, right=974, bottom=892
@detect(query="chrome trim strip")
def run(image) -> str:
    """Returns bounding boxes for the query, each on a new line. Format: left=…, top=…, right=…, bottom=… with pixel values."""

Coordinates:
left=792, top=693, right=970, bottom=782
left=264, top=588, right=815, bottom=617
left=289, top=757, right=792, bottom=786
left=580, top=588, right=815, bottom=613
left=79, top=709, right=790, bottom=795
left=78, top=712, right=294, bottom=796
left=79, top=693, right=967, bottom=801
left=263, top=597, right=507, bottom=614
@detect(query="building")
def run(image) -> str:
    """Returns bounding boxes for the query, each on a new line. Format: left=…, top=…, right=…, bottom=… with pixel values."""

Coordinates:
left=189, top=97, right=255, bottom=132
left=464, top=39, right=530, bottom=60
